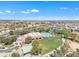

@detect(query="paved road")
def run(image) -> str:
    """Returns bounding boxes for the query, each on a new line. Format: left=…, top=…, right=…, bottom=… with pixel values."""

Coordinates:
left=0, top=46, right=18, bottom=52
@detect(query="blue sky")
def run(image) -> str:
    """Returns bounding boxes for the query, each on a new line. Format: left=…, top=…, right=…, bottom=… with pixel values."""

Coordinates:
left=0, top=1, right=79, bottom=20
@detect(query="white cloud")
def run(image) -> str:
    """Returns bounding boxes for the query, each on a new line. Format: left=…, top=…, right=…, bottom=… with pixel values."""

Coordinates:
left=31, top=9, right=39, bottom=13
left=5, top=10, right=12, bottom=13
left=21, top=11, right=30, bottom=14
left=59, top=7, right=79, bottom=11
left=21, top=9, right=31, bottom=14
left=0, top=11, right=3, bottom=14
left=0, top=9, right=40, bottom=14
left=59, top=7, right=68, bottom=10
left=21, top=9, right=39, bottom=14
left=74, top=8, right=79, bottom=10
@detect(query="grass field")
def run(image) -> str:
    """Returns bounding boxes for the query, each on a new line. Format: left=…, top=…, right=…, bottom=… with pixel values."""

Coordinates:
left=39, top=35, right=62, bottom=54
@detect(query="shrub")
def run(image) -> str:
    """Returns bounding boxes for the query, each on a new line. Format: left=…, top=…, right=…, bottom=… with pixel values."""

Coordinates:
left=25, top=36, right=32, bottom=44
left=9, top=30, right=14, bottom=35
left=11, top=52, right=20, bottom=57
left=31, top=40, right=42, bottom=55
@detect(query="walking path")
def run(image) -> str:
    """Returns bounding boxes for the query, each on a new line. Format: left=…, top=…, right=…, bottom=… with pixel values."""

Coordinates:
left=68, top=40, right=79, bottom=51
left=63, top=39, right=79, bottom=56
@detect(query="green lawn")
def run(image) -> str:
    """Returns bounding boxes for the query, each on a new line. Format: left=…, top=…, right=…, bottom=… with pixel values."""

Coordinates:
left=39, top=35, right=62, bottom=54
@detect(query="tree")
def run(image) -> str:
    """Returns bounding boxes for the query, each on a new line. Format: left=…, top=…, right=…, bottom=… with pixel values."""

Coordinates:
left=31, top=40, right=42, bottom=55
left=9, top=30, right=14, bottom=35
left=3, top=35, right=17, bottom=45
left=11, top=52, right=20, bottom=57
left=56, top=29, right=72, bottom=38
left=25, top=36, right=32, bottom=44
left=0, top=45, right=5, bottom=49
left=75, top=34, right=79, bottom=42
left=0, top=36, right=15, bottom=45
left=76, top=48, right=79, bottom=52
left=70, top=33, right=79, bottom=42
left=9, top=24, right=15, bottom=30
left=70, top=33, right=77, bottom=41
left=69, top=49, right=79, bottom=57
left=61, top=40, right=71, bottom=55
left=0, top=36, right=5, bottom=43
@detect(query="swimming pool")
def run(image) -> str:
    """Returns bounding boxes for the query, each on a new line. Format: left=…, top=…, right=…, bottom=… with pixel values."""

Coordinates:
left=41, top=32, right=51, bottom=37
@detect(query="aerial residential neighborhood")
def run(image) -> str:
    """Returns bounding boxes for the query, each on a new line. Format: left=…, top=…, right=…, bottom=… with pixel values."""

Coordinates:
left=0, top=20, right=79, bottom=57
left=0, top=1, right=79, bottom=57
